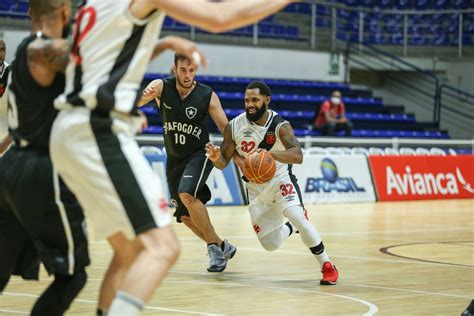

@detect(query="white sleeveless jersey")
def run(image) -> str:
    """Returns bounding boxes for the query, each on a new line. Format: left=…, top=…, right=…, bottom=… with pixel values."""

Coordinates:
left=55, top=0, right=165, bottom=114
left=231, top=110, right=290, bottom=177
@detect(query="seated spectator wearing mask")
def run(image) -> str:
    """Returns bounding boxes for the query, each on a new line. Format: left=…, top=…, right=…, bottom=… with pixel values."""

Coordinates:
left=313, top=90, right=352, bottom=136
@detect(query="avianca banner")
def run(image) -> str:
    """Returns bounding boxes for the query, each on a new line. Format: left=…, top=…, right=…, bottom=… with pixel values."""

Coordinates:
left=369, top=155, right=474, bottom=201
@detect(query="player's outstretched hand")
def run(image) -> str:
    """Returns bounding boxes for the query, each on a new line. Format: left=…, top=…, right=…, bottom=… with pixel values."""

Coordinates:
left=205, top=142, right=220, bottom=162
left=142, top=86, right=157, bottom=100
left=166, top=36, right=208, bottom=68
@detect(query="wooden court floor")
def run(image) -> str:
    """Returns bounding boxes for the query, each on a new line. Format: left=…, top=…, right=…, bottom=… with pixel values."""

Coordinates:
left=1, top=199, right=473, bottom=315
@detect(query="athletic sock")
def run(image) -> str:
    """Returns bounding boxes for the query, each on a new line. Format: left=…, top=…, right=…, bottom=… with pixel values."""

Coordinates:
left=310, top=242, right=330, bottom=268
left=108, top=291, right=144, bottom=316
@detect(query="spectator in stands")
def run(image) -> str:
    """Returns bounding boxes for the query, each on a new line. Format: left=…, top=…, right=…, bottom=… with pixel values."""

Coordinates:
left=0, top=39, right=10, bottom=98
left=314, top=90, right=352, bottom=136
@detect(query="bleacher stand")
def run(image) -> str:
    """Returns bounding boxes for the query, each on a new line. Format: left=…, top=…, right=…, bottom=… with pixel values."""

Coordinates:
left=140, top=74, right=450, bottom=140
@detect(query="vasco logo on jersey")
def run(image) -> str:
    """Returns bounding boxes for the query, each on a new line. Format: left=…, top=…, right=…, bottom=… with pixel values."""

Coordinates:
left=243, top=131, right=253, bottom=138
left=265, top=131, right=276, bottom=145
left=185, top=106, right=197, bottom=119
left=305, top=158, right=365, bottom=193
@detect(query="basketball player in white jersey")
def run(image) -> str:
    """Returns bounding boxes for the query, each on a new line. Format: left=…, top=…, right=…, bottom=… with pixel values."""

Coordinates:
left=205, top=81, right=339, bottom=285
left=50, top=1, right=294, bottom=315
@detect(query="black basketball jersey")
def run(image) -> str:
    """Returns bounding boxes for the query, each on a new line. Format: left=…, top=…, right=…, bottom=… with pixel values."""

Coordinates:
left=159, top=78, right=212, bottom=158
left=8, top=33, right=65, bottom=149
left=0, top=62, right=10, bottom=98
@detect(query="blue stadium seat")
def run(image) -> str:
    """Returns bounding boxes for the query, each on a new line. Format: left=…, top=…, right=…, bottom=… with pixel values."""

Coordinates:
left=432, top=33, right=450, bottom=45
left=415, top=0, right=431, bottom=9
left=433, top=0, right=449, bottom=9
left=0, top=0, right=14, bottom=11
left=394, top=0, right=412, bottom=9
left=454, top=0, right=470, bottom=8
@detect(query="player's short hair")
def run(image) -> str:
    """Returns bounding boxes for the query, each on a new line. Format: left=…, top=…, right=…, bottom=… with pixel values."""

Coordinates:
left=174, top=53, right=191, bottom=66
left=246, top=81, right=271, bottom=97
left=0, top=39, right=5, bottom=48
left=29, top=0, right=71, bottom=16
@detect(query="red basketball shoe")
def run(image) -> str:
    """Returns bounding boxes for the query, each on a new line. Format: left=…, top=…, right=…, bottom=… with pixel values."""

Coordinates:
left=320, top=262, right=338, bottom=285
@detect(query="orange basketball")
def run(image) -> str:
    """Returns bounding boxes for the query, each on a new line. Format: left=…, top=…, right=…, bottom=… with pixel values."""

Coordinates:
left=242, top=151, right=276, bottom=184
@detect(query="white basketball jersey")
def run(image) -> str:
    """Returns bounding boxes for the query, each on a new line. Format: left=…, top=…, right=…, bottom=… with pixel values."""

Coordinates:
left=55, top=0, right=165, bottom=114
left=231, top=110, right=290, bottom=176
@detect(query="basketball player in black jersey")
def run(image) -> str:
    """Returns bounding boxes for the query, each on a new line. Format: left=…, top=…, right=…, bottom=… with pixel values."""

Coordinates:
left=139, top=54, right=237, bottom=272
left=0, top=38, right=40, bottom=295
left=0, top=1, right=92, bottom=315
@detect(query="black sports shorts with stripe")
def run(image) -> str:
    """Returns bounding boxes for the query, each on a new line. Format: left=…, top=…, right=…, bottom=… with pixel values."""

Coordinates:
left=166, top=151, right=213, bottom=223
left=0, top=147, right=90, bottom=276
left=0, top=198, right=40, bottom=291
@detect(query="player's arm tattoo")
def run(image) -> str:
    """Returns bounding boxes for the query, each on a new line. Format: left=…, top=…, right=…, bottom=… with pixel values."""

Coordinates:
left=272, top=122, right=303, bottom=164
left=27, top=38, right=71, bottom=72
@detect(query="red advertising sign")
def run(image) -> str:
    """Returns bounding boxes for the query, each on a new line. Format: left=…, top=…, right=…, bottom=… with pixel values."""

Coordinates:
left=369, top=155, right=474, bottom=201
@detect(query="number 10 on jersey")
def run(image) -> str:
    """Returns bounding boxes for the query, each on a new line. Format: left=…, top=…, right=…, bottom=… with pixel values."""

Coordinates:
left=174, top=133, right=186, bottom=145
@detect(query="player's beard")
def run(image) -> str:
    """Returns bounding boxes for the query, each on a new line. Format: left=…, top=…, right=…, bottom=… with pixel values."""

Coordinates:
left=246, top=103, right=267, bottom=122
left=176, top=77, right=194, bottom=89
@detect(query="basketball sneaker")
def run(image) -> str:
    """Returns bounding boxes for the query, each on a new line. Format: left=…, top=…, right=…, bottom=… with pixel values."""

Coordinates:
left=207, top=244, right=227, bottom=272
left=221, top=239, right=237, bottom=260
left=320, top=262, right=339, bottom=285
left=461, top=300, right=474, bottom=316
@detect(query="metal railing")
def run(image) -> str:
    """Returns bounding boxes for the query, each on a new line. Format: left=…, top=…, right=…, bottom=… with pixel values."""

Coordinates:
left=307, top=2, right=474, bottom=57
left=345, top=40, right=441, bottom=124
left=438, top=84, right=474, bottom=135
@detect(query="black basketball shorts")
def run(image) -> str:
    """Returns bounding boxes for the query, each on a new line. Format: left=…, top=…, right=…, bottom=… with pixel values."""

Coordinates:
left=0, top=147, right=90, bottom=275
left=166, top=151, right=214, bottom=222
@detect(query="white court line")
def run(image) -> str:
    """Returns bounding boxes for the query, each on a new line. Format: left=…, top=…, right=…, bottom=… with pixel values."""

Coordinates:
left=88, top=226, right=473, bottom=244
left=323, top=227, right=474, bottom=236
left=236, top=246, right=474, bottom=269
left=165, top=279, right=378, bottom=316
left=1, top=291, right=222, bottom=315
left=344, top=283, right=473, bottom=299
left=0, top=309, right=28, bottom=314
left=89, top=243, right=473, bottom=270
left=171, top=270, right=473, bottom=300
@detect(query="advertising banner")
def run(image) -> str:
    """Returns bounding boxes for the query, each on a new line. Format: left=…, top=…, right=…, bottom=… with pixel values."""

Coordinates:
left=292, top=154, right=376, bottom=204
left=145, top=153, right=245, bottom=206
left=369, top=155, right=474, bottom=201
